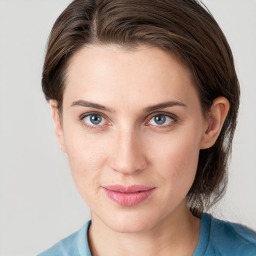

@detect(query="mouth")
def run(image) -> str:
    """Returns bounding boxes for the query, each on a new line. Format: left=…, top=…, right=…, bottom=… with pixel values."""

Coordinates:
left=102, top=185, right=156, bottom=206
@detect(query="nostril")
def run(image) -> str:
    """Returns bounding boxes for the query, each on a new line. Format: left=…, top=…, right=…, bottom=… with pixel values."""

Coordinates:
left=109, top=154, right=147, bottom=175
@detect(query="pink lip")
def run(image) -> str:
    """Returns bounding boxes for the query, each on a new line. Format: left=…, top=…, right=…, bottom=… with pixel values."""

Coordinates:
left=102, top=185, right=155, bottom=206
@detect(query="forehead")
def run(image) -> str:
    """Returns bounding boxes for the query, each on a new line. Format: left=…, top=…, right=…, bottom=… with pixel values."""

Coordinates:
left=64, top=44, right=200, bottom=109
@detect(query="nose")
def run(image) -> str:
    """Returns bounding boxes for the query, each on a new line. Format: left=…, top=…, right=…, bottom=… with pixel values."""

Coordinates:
left=109, top=129, right=148, bottom=175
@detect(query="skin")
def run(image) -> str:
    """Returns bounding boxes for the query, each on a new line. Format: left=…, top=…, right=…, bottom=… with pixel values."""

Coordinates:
left=51, top=44, right=229, bottom=256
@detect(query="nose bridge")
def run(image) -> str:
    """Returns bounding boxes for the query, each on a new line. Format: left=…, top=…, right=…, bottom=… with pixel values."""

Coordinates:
left=109, top=126, right=147, bottom=175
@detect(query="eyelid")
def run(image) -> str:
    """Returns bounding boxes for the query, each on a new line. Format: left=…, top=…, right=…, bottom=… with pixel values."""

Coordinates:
left=80, top=112, right=111, bottom=128
left=145, top=112, right=177, bottom=127
left=79, top=111, right=177, bottom=129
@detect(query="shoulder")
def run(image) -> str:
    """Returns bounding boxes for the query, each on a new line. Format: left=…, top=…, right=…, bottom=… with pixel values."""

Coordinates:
left=204, top=213, right=256, bottom=255
left=37, top=221, right=91, bottom=256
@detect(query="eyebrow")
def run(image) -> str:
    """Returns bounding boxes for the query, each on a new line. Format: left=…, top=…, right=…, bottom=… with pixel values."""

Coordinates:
left=71, top=100, right=112, bottom=112
left=71, top=100, right=187, bottom=113
left=143, top=101, right=187, bottom=113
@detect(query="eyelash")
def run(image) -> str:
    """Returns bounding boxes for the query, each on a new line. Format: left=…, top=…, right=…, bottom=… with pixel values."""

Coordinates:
left=145, top=112, right=177, bottom=128
left=80, top=112, right=110, bottom=130
left=79, top=112, right=177, bottom=130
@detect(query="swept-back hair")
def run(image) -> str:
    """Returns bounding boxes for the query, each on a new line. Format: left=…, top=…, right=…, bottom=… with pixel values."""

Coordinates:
left=42, top=0, right=240, bottom=213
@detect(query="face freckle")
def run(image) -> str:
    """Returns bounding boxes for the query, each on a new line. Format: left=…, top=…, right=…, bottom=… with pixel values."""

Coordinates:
left=57, top=44, right=208, bottom=233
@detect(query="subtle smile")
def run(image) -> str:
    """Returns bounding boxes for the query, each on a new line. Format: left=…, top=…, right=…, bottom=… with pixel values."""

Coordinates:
left=102, top=185, right=155, bottom=206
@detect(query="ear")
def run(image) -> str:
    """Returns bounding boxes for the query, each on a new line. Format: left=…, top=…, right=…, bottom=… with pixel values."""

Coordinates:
left=200, top=97, right=230, bottom=149
left=50, top=100, right=66, bottom=153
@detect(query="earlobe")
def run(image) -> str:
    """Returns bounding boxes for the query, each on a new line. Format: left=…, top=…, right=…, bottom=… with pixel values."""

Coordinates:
left=50, top=100, right=66, bottom=153
left=200, top=97, right=230, bottom=149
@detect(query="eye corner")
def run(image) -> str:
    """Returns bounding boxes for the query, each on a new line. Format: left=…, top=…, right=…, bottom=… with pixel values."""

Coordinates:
left=79, top=112, right=111, bottom=130
left=145, top=113, right=177, bottom=128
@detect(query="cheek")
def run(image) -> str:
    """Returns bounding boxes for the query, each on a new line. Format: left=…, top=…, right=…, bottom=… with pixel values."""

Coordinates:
left=155, top=141, right=199, bottom=210
left=64, top=127, right=107, bottom=168
left=149, top=128, right=202, bottom=187
left=63, top=131, right=108, bottom=197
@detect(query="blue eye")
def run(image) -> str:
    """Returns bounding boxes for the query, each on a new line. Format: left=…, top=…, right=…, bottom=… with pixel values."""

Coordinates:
left=148, top=114, right=173, bottom=126
left=83, top=114, right=106, bottom=126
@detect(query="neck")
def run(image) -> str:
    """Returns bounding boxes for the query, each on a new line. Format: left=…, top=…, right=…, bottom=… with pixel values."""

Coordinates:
left=88, top=202, right=200, bottom=256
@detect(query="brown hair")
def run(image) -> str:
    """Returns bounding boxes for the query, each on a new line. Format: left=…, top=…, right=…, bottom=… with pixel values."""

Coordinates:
left=42, top=0, right=240, bottom=213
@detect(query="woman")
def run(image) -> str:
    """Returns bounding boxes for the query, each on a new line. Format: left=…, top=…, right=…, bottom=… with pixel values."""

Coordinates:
left=38, top=0, right=256, bottom=255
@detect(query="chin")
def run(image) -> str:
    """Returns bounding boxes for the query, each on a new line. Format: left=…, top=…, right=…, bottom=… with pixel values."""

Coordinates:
left=100, top=209, right=163, bottom=234
left=109, top=220, right=155, bottom=234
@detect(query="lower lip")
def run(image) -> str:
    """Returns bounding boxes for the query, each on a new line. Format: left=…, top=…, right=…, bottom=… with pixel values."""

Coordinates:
left=103, top=187, right=155, bottom=206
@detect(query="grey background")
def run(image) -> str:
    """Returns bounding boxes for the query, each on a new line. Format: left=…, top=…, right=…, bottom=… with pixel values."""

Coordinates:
left=0, top=1, right=255, bottom=255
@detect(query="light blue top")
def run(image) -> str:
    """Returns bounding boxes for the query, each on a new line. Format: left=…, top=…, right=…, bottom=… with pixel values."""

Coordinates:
left=38, top=213, right=256, bottom=256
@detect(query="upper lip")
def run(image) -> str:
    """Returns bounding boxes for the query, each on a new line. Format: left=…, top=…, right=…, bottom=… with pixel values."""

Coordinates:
left=102, top=185, right=155, bottom=193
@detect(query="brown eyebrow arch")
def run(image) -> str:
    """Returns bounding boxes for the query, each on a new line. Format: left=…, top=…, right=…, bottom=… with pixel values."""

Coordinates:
left=71, top=100, right=186, bottom=113
left=144, top=101, right=187, bottom=113
left=71, top=100, right=112, bottom=112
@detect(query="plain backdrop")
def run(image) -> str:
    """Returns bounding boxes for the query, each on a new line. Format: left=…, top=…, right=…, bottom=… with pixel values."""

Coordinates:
left=0, top=1, right=255, bottom=255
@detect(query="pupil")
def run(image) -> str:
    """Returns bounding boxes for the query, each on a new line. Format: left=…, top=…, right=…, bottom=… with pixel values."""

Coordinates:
left=90, top=114, right=102, bottom=125
left=154, top=115, right=166, bottom=125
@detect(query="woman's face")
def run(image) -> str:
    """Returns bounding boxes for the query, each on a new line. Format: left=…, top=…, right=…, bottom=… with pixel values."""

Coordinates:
left=54, top=45, right=209, bottom=233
